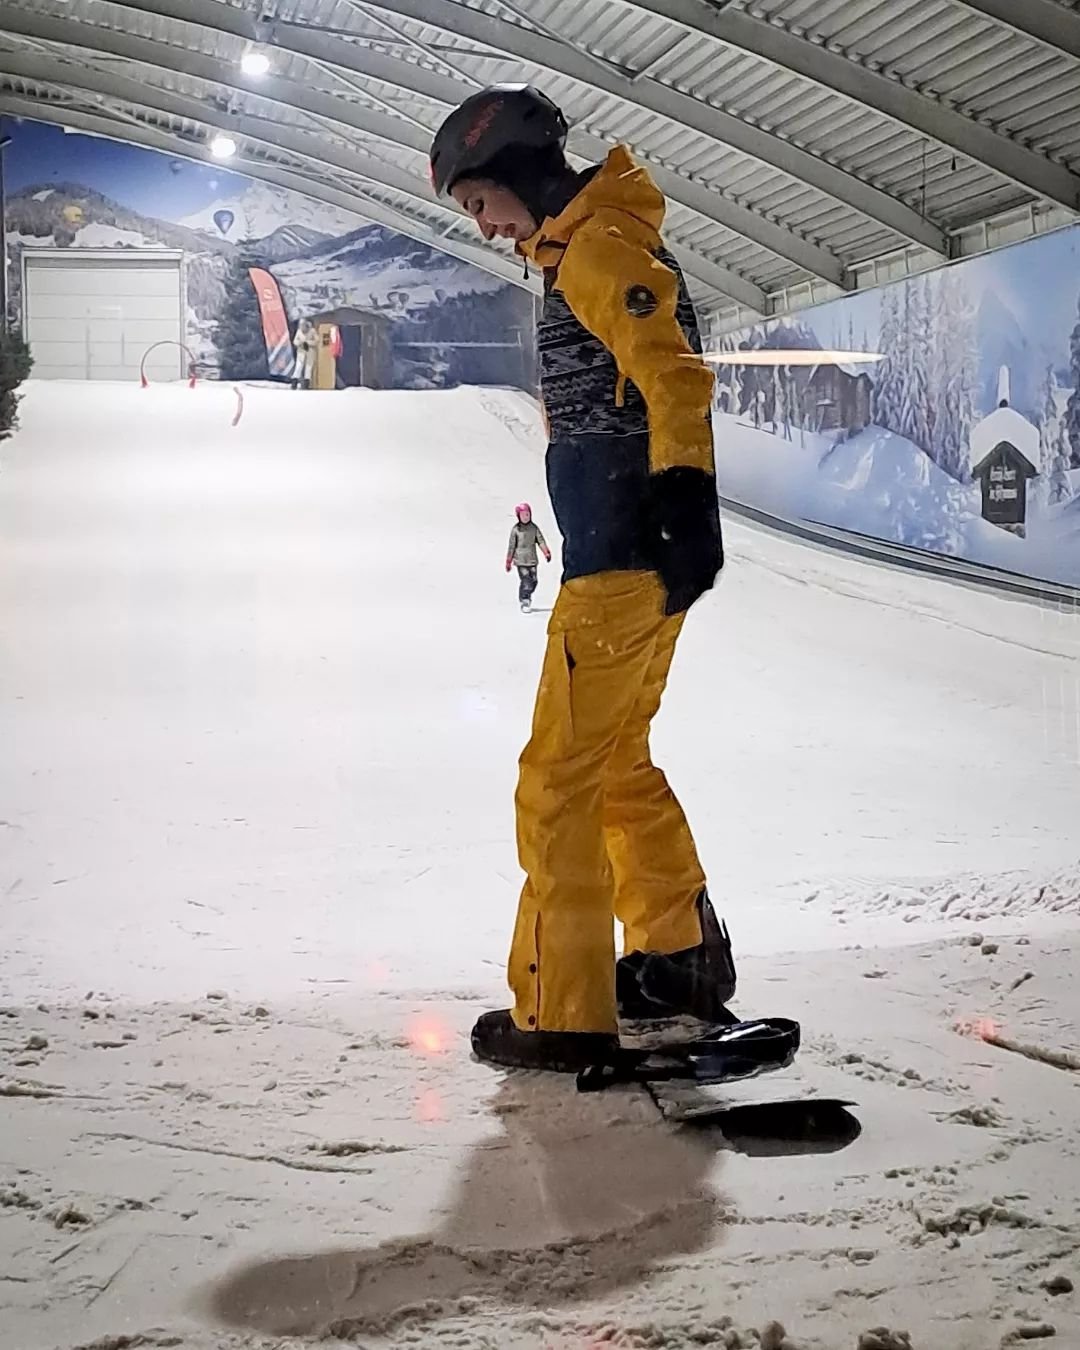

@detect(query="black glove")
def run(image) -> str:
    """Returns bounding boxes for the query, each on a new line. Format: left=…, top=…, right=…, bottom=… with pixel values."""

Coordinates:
left=645, top=466, right=724, bottom=616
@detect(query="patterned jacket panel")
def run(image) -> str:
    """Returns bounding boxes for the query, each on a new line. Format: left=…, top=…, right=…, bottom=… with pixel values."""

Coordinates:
left=539, top=246, right=710, bottom=580
left=540, top=244, right=705, bottom=444
left=518, top=145, right=717, bottom=580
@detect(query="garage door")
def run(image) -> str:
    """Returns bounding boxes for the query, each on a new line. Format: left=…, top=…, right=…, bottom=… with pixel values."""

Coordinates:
left=24, top=252, right=184, bottom=381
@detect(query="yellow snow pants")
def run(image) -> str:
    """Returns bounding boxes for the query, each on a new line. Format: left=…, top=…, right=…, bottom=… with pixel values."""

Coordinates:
left=508, top=570, right=707, bottom=1034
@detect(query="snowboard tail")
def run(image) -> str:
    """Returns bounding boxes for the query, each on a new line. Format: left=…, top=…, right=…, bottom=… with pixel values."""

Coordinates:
left=649, top=1077, right=861, bottom=1148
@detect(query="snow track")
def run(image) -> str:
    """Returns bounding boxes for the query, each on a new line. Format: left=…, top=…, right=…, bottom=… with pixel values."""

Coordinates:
left=2, top=381, right=1079, bottom=1350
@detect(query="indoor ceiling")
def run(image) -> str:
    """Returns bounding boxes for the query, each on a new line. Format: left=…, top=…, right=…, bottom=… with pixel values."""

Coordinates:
left=1, top=0, right=1079, bottom=324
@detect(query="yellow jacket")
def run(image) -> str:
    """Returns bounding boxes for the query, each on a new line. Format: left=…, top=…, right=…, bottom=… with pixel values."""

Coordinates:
left=519, top=145, right=715, bottom=476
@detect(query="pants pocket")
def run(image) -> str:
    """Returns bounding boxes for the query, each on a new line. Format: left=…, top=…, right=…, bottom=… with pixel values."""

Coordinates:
left=524, top=631, right=575, bottom=760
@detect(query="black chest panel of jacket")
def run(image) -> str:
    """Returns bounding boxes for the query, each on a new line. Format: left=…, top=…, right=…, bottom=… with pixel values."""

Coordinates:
left=539, top=246, right=707, bottom=581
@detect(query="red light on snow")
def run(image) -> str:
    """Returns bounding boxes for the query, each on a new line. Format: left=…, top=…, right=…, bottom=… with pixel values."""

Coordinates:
left=955, top=1015, right=1000, bottom=1040
left=408, top=1015, right=450, bottom=1057
left=415, top=1087, right=445, bottom=1124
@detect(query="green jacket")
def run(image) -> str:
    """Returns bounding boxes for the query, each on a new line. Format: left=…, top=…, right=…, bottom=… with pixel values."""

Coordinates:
left=507, top=521, right=549, bottom=568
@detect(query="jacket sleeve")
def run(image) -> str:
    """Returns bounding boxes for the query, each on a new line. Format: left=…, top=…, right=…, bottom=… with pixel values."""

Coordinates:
left=556, top=212, right=715, bottom=475
left=535, top=527, right=550, bottom=555
left=507, top=526, right=518, bottom=559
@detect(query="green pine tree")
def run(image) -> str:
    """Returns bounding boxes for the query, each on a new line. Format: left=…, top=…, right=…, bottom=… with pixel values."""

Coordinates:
left=0, top=330, right=34, bottom=441
left=214, top=245, right=271, bottom=381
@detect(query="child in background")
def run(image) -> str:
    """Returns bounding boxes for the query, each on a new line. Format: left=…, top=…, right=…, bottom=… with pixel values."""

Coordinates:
left=506, top=503, right=551, bottom=612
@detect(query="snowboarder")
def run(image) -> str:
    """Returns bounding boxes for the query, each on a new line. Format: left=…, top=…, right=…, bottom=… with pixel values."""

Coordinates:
left=291, top=317, right=317, bottom=390
left=506, top=503, right=551, bottom=611
left=430, top=85, right=732, bottom=1074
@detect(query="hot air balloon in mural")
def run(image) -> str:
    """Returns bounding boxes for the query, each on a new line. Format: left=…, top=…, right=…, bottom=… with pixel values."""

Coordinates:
left=213, top=209, right=235, bottom=236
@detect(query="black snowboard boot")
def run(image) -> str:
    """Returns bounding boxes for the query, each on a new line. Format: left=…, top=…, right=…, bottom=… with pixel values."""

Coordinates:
left=616, top=892, right=737, bottom=1052
left=471, top=1009, right=617, bottom=1073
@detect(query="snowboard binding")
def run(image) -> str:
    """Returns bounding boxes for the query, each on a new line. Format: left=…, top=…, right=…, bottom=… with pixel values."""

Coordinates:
left=576, top=1016, right=800, bottom=1094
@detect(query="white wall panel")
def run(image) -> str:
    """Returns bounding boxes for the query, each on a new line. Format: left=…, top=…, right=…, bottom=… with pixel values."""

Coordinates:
left=24, top=252, right=184, bottom=382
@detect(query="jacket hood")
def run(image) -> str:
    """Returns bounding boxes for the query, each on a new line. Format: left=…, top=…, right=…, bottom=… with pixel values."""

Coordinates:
left=519, top=145, right=665, bottom=269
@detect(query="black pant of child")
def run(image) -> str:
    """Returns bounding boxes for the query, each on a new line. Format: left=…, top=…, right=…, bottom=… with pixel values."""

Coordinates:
left=517, top=566, right=538, bottom=606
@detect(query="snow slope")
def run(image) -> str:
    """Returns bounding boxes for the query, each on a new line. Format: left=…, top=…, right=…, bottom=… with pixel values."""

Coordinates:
left=1, top=382, right=1076, bottom=1006
left=1, top=382, right=1079, bottom=1350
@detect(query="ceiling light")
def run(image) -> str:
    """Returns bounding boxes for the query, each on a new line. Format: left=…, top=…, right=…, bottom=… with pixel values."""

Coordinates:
left=241, top=50, right=271, bottom=77
left=209, top=134, right=238, bottom=160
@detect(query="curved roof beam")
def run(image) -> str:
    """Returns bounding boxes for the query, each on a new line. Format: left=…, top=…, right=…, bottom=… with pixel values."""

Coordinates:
left=0, top=59, right=762, bottom=308
left=674, top=251, right=764, bottom=309
left=10, top=1, right=846, bottom=289
left=633, top=0, right=1080, bottom=212
left=348, top=0, right=952, bottom=255
left=948, top=0, right=1080, bottom=61
left=0, top=20, right=769, bottom=307
left=0, top=88, right=535, bottom=289
left=0, top=52, right=452, bottom=215
left=0, top=10, right=439, bottom=157
left=91, top=0, right=946, bottom=255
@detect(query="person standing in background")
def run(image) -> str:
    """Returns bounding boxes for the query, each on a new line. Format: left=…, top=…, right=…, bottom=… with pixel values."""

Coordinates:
left=506, top=502, right=551, bottom=612
left=291, top=318, right=318, bottom=390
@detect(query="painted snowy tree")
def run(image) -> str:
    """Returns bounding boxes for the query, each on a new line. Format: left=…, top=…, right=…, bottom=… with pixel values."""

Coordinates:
left=955, top=275, right=978, bottom=480
left=898, top=277, right=934, bottom=454
left=1038, top=364, right=1060, bottom=478
left=710, top=329, right=742, bottom=415
left=923, top=272, right=939, bottom=464
left=214, top=245, right=271, bottom=381
left=1049, top=421, right=1075, bottom=505
left=931, top=269, right=977, bottom=482
left=1067, top=292, right=1080, bottom=467
left=873, top=285, right=905, bottom=433
left=771, top=363, right=785, bottom=437
left=782, top=367, right=795, bottom=441
left=736, top=334, right=764, bottom=420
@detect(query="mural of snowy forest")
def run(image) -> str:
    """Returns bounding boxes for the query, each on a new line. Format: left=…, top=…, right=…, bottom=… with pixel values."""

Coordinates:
left=707, top=225, right=1080, bottom=587
left=3, top=120, right=536, bottom=392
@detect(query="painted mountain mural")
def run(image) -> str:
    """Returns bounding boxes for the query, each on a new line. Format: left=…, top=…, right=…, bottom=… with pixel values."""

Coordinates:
left=3, top=120, right=535, bottom=392
left=707, top=223, right=1080, bottom=586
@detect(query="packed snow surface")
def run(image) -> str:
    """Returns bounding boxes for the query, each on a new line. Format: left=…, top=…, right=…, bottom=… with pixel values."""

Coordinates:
left=1, top=381, right=1079, bottom=1350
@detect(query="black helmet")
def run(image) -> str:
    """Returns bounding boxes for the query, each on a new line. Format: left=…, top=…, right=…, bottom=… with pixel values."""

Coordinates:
left=429, top=84, right=568, bottom=197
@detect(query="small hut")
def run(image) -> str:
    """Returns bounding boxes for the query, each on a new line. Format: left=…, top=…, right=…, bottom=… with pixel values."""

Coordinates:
left=306, top=305, right=394, bottom=390
left=969, top=367, right=1039, bottom=537
left=803, top=363, right=874, bottom=435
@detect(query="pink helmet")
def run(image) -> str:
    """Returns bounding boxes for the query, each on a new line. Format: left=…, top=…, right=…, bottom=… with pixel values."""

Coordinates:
left=515, top=502, right=531, bottom=520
